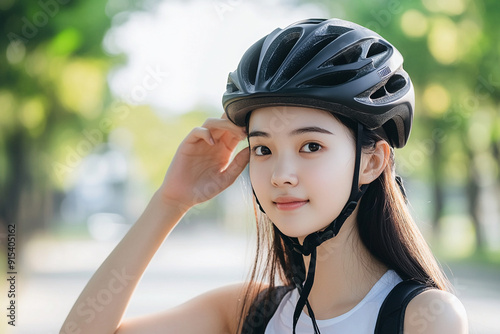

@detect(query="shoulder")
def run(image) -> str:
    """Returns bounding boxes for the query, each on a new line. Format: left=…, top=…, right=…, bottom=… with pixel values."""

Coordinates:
left=184, top=282, right=266, bottom=332
left=118, top=282, right=267, bottom=334
left=404, top=289, right=468, bottom=334
left=178, top=281, right=270, bottom=333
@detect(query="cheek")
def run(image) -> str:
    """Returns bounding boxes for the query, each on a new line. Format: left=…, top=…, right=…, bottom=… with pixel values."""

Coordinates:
left=249, top=161, right=268, bottom=195
left=311, top=151, right=355, bottom=201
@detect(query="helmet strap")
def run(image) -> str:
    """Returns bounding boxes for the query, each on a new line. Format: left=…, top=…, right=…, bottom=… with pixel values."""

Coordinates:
left=248, top=122, right=368, bottom=333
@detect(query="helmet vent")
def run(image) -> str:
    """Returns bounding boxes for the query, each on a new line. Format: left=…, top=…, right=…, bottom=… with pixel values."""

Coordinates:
left=367, top=42, right=388, bottom=58
left=265, top=30, right=301, bottom=81
left=226, top=79, right=239, bottom=93
left=320, top=44, right=362, bottom=67
left=385, top=74, right=406, bottom=93
left=370, top=86, right=386, bottom=99
left=304, top=34, right=343, bottom=65
left=299, top=70, right=357, bottom=87
left=247, top=48, right=260, bottom=85
left=369, top=74, right=407, bottom=100
left=273, top=34, right=341, bottom=89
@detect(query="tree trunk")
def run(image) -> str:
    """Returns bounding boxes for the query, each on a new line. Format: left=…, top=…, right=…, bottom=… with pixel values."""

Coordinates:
left=0, top=130, right=50, bottom=248
left=0, top=131, right=26, bottom=231
left=431, top=136, right=445, bottom=243
left=465, top=148, right=484, bottom=251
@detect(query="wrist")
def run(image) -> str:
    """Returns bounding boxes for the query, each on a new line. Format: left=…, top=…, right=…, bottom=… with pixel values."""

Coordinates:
left=152, top=189, right=192, bottom=217
left=134, top=191, right=189, bottom=234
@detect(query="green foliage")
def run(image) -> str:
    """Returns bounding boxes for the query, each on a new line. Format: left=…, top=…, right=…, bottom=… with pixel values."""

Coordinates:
left=0, top=0, right=218, bottom=239
left=0, top=0, right=117, bottom=237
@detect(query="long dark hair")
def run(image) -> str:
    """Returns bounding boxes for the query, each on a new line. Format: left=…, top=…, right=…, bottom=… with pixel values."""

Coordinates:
left=236, top=115, right=451, bottom=333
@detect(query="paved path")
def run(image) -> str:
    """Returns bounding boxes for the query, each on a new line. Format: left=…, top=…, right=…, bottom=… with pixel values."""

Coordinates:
left=5, top=227, right=500, bottom=334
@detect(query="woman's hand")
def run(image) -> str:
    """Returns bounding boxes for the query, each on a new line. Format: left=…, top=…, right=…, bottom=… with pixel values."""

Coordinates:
left=159, top=114, right=249, bottom=212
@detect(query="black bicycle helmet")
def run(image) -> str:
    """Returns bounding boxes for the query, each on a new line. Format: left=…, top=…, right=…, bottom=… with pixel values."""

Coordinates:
left=223, top=18, right=414, bottom=334
left=223, top=18, right=414, bottom=148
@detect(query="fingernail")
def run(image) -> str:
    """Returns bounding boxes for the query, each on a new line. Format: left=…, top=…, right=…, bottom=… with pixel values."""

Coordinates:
left=209, top=138, right=215, bottom=145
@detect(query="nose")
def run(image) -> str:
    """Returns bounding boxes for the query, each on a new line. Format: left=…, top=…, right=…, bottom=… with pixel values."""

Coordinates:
left=271, top=154, right=298, bottom=187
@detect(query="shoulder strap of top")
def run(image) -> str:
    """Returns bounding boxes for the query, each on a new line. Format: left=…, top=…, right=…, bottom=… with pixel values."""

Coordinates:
left=241, top=286, right=293, bottom=334
left=374, top=280, right=433, bottom=334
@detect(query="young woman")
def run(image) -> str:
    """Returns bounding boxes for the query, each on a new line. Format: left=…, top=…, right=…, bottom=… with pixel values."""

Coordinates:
left=61, top=18, right=468, bottom=334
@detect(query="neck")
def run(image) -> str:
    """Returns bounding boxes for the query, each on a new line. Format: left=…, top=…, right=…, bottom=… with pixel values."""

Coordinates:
left=301, top=213, right=387, bottom=320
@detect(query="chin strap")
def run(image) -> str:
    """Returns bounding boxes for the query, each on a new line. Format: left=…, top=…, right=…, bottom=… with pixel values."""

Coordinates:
left=249, top=123, right=368, bottom=333
left=277, top=184, right=368, bottom=333
left=395, top=175, right=408, bottom=203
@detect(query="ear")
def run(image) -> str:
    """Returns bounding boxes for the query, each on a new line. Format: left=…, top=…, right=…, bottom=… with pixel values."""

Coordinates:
left=359, top=140, right=390, bottom=185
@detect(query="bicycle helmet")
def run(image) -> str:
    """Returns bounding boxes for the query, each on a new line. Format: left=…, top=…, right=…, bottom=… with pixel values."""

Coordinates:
left=222, top=18, right=414, bottom=334
left=223, top=18, right=414, bottom=148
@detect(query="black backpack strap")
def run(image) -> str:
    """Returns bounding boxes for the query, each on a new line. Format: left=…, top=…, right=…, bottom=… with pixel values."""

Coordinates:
left=375, top=280, right=433, bottom=334
left=241, top=286, right=293, bottom=334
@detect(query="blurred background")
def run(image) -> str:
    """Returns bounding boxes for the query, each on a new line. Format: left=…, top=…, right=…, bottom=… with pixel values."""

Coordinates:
left=0, top=0, right=499, bottom=333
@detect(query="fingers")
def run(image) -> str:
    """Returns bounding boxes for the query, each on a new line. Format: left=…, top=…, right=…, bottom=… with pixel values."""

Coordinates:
left=202, top=117, right=246, bottom=141
left=183, top=117, right=247, bottom=155
left=185, top=127, right=215, bottom=145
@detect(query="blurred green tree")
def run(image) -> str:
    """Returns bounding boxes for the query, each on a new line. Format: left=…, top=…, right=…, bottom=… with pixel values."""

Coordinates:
left=0, top=0, right=114, bottom=242
left=0, top=0, right=219, bottom=244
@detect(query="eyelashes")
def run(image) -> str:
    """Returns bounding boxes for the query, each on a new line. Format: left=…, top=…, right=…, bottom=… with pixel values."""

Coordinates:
left=253, top=145, right=271, bottom=156
left=251, top=142, right=323, bottom=156
left=301, top=142, right=322, bottom=153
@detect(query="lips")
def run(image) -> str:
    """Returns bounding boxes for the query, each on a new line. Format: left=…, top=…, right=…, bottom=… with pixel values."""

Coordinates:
left=273, top=197, right=309, bottom=211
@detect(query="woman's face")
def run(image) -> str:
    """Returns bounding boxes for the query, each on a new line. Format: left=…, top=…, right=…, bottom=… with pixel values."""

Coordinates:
left=248, top=106, right=356, bottom=238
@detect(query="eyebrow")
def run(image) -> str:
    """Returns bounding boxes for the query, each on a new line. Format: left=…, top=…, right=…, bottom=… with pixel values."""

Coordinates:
left=248, top=126, right=334, bottom=138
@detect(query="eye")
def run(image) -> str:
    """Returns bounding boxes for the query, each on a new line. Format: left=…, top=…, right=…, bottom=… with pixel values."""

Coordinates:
left=301, top=142, right=322, bottom=153
left=253, top=145, right=271, bottom=156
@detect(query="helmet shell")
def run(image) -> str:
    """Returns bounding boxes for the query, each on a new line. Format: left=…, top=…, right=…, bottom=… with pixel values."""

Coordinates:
left=222, top=18, right=414, bottom=148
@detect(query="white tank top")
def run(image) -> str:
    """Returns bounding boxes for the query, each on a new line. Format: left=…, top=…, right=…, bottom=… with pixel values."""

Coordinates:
left=264, top=270, right=402, bottom=333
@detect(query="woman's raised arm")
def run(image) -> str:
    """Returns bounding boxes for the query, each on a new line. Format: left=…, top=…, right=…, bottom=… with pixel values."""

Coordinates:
left=60, top=116, right=249, bottom=334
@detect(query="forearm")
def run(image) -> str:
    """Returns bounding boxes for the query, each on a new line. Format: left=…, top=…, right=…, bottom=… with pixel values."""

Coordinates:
left=60, top=191, right=187, bottom=334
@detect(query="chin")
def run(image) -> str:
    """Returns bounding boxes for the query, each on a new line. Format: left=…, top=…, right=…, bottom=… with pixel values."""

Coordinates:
left=271, top=219, right=329, bottom=240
